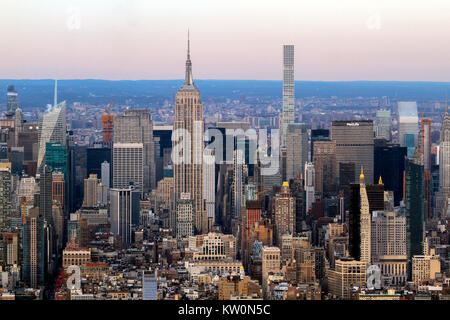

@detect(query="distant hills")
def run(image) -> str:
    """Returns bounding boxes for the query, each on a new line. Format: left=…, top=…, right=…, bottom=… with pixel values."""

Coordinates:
left=0, top=79, right=449, bottom=110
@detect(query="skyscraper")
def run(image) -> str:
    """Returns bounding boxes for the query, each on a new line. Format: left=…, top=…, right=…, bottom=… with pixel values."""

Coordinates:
left=405, top=157, right=424, bottom=278
left=176, top=193, right=194, bottom=239
left=102, top=101, right=114, bottom=144
left=37, top=110, right=66, bottom=173
left=435, top=104, right=450, bottom=217
left=281, top=45, right=295, bottom=145
left=313, top=140, right=337, bottom=196
left=110, top=186, right=140, bottom=248
left=0, top=166, right=11, bottom=233
left=203, top=149, right=215, bottom=228
left=101, top=161, right=110, bottom=189
left=112, top=143, right=143, bottom=191
left=371, top=210, right=406, bottom=262
left=23, top=207, right=45, bottom=289
left=173, top=33, right=207, bottom=234
left=359, top=169, right=371, bottom=264
left=86, top=143, right=111, bottom=182
left=273, top=182, right=295, bottom=246
left=14, top=107, right=23, bottom=147
left=39, top=165, right=53, bottom=225
left=310, top=129, right=330, bottom=160
left=304, top=162, right=315, bottom=213
left=349, top=168, right=382, bottom=263
left=83, top=174, right=99, bottom=207
left=375, top=109, right=391, bottom=141
left=6, top=85, right=20, bottom=119
left=232, top=149, right=244, bottom=220
left=114, top=109, right=155, bottom=192
left=52, top=171, right=65, bottom=211
left=285, top=123, right=308, bottom=181
left=398, top=101, right=419, bottom=150
left=374, top=139, right=407, bottom=206
left=45, top=142, right=67, bottom=174
left=332, top=120, right=375, bottom=184
left=421, top=119, right=432, bottom=220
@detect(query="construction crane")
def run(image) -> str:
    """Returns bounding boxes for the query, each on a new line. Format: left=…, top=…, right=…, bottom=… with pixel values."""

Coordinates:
left=256, top=188, right=272, bottom=200
left=420, top=103, right=428, bottom=118
left=105, top=98, right=114, bottom=114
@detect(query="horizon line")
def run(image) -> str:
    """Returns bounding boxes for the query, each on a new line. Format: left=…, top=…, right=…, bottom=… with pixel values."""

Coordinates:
left=1, top=78, right=450, bottom=83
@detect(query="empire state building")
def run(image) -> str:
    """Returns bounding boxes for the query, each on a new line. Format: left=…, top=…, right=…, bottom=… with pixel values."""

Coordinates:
left=173, top=33, right=207, bottom=234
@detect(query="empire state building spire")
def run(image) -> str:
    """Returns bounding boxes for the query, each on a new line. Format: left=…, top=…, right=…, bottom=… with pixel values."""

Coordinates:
left=184, top=29, right=193, bottom=86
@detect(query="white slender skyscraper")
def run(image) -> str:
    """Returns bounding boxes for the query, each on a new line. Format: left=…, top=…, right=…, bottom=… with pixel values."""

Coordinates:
left=359, top=168, right=371, bottom=264
left=37, top=80, right=66, bottom=171
left=281, top=45, right=295, bottom=145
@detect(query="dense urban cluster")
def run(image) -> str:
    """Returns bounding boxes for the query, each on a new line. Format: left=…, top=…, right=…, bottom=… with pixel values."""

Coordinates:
left=0, top=43, right=449, bottom=301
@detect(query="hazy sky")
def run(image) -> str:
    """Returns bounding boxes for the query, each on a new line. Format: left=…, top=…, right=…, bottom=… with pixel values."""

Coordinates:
left=1, top=0, right=450, bottom=81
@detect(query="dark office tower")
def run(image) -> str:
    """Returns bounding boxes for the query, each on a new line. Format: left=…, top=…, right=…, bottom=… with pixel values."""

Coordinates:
left=209, top=122, right=255, bottom=170
left=6, top=85, right=20, bottom=119
left=311, top=198, right=324, bottom=221
left=73, top=145, right=87, bottom=209
left=366, top=184, right=385, bottom=212
left=23, top=207, right=45, bottom=288
left=405, top=157, right=424, bottom=278
left=0, top=167, right=12, bottom=233
left=374, top=139, right=407, bottom=206
left=290, top=176, right=304, bottom=232
left=311, top=129, right=330, bottom=159
left=67, top=131, right=76, bottom=214
left=114, top=109, right=155, bottom=192
left=10, top=147, right=24, bottom=175
left=45, top=142, right=67, bottom=174
left=431, top=164, right=440, bottom=214
left=0, top=143, right=8, bottom=159
left=86, top=142, right=112, bottom=180
left=313, top=140, right=337, bottom=196
left=280, top=147, right=287, bottom=182
left=39, top=165, right=53, bottom=225
left=421, top=119, right=432, bottom=220
left=338, top=162, right=355, bottom=208
left=332, top=120, right=374, bottom=184
left=17, top=122, right=38, bottom=161
left=153, top=125, right=173, bottom=184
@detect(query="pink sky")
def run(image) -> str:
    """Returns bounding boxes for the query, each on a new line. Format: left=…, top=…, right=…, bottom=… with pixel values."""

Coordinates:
left=1, top=0, right=450, bottom=81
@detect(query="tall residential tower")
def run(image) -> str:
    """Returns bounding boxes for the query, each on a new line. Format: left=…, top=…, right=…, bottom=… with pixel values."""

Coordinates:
left=281, top=45, right=295, bottom=145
